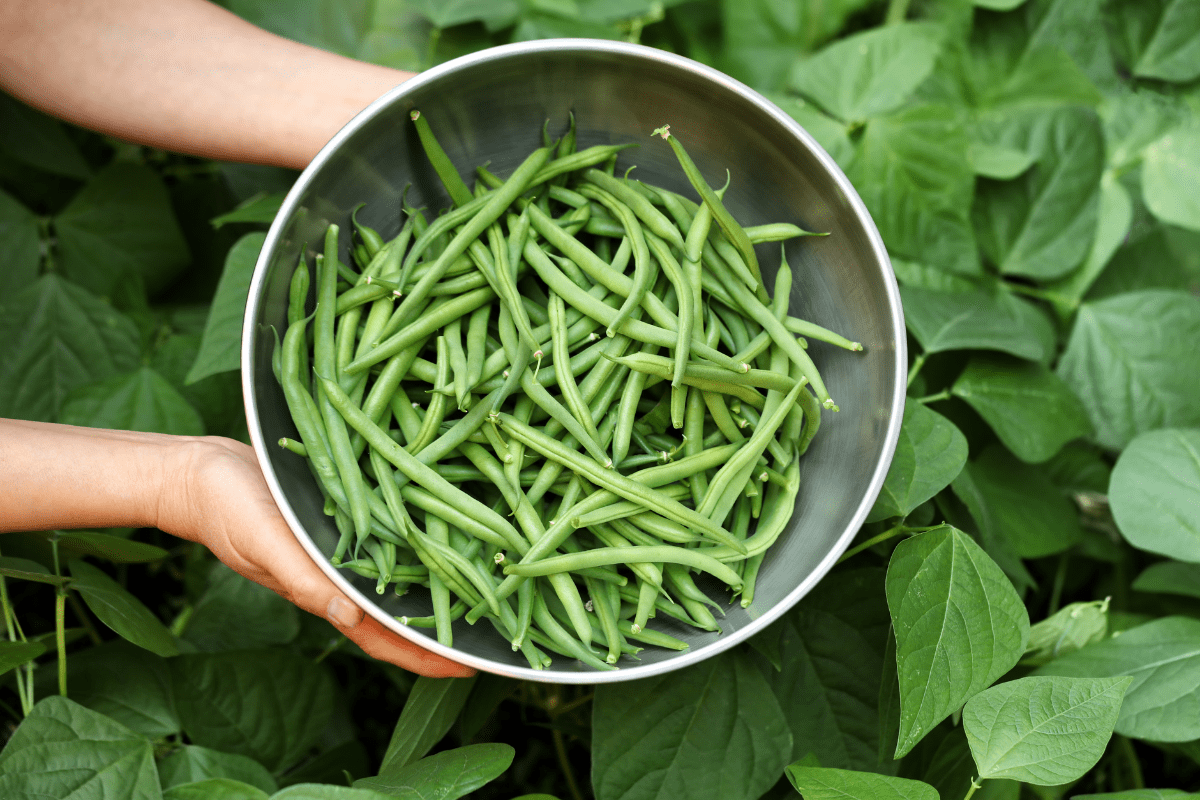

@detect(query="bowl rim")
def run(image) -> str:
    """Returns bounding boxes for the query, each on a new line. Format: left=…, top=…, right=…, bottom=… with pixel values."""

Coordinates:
left=242, top=37, right=906, bottom=683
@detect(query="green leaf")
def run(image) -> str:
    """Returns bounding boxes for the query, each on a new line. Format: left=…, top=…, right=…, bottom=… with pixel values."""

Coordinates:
left=772, top=96, right=854, bottom=170
left=901, top=285, right=1055, bottom=361
left=790, top=24, right=944, bottom=123
left=982, top=47, right=1102, bottom=112
left=164, top=779, right=270, bottom=800
left=61, top=641, right=180, bottom=739
left=380, top=675, right=478, bottom=772
left=151, top=332, right=247, bottom=440
left=54, top=162, right=190, bottom=297
left=963, top=675, right=1131, bottom=784
left=592, top=648, right=792, bottom=800
left=969, top=143, right=1034, bottom=180
left=722, top=0, right=874, bottom=92
left=869, top=401, right=967, bottom=522
left=1036, top=616, right=1200, bottom=742
left=1129, top=0, right=1200, bottom=82
left=951, top=355, right=1091, bottom=464
left=890, top=258, right=978, bottom=293
left=972, top=0, right=1026, bottom=8
left=759, top=568, right=891, bottom=771
left=0, top=274, right=141, bottom=422
left=356, top=743, right=514, bottom=800
left=60, top=366, right=205, bottom=436
left=785, top=766, right=938, bottom=800
left=973, top=107, right=1104, bottom=280
left=849, top=105, right=978, bottom=276
left=210, top=192, right=287, bottom=228
left=1024, top=600, right=1109, bottom=667
left=0, top=187, right=41, bottom=298
left=1109, top=428, right=1200, bottom=563
left=0, top=555, right=68, bottom=586
left=1075, top=791, right=1196, bottom=800
left=958, top=446, right=1083, bottom=559
left=0, top=93, right=92, bottom=179
left=0, top=696, right=162, bottom=800
left=184, top=563, right=300, bottom=651
left=56, top=530, right=171, bottom=564
left=69, top=559, right=180, bottom=657
left=171, top=650, right=336, bottom=773
left=1142, top=128, right=1200, bottom=232
left=186, top=232, right=266, bottom=384
left=1057, top=291, right=1200, bottom=450
left=1086, top=224, right=1200, bottom=301
left=272, top=785, right=393, bottom=800
left=224, top=0, right=372, bottom=57
left=1132, top=561, right=1200, bottom=600
left=886, top=525, right=1031, bottom=757
left=407, top=0, right=519, bottom=30
left=0, top=640, right=46, bottom=678
left=1048, top=172, right=1133, bottom=306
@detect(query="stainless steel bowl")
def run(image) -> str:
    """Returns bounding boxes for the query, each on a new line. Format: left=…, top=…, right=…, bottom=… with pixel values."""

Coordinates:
left=242, top=39, right=905, bottom=682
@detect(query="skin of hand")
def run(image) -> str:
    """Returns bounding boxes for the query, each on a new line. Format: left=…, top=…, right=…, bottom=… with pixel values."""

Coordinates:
left=0, top=0, right=415, bottom=169
left=0, top=420, right=474, bottom=678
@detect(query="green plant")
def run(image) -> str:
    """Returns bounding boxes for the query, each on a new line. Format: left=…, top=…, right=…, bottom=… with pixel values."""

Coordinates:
left=2, top=1, right=1199, bottom=799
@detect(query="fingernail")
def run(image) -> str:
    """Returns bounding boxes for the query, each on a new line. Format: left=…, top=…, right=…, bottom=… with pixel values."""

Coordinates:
left=325, top=596, right=362, bottom=629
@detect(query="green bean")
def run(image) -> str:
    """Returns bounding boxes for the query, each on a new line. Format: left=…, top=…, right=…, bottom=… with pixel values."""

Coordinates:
left=549, top=292, right=601, bottom=451
left=505, top=545, right=743, bottom=591
left=278, top=437, right=307, bottom=457
left=288, top=251, right=309, bottom=325
left=744, top=222, right=824, bottom=244
left=411, top=110, right=473, bottom=207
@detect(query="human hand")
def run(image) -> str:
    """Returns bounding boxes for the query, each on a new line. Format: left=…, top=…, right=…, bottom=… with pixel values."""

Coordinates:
left=159, top=436, right=475, bottom=678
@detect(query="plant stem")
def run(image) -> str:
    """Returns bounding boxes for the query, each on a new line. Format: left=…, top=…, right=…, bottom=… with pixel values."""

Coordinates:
left=906, top=352, right=926, bottom=388
left=314, top=635, right=347, bottom=664
left=69, top=594, right=104, bottom=646
left=1115, top=736, right=1145, bottom=789
left=552, top=727, right=584, bottom=800
left=56, top=592, right=68, bottom=697
left=0, top=564, right=34, bottom=717
left=1048, top=553, right=1069, bottom=615
left=963, top=778, right=984, bottom=800
left=916, top=389, right=951, bottom=405
left=839, top=524, right=915, bottom=563
left=886, top=0, right=912, bottom=24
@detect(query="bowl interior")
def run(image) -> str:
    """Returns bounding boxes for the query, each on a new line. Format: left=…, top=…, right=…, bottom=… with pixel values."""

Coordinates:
left=244, top=40, right=904, bottom=682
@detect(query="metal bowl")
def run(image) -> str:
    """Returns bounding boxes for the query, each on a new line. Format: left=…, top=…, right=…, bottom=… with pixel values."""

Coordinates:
left=242, top=39, right=905, bottom=682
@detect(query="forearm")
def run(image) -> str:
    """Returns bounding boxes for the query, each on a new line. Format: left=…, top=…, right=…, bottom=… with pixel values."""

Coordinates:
left=0, top=0, right=414, bottom=169
left=0, top=419, right=188, bottom=533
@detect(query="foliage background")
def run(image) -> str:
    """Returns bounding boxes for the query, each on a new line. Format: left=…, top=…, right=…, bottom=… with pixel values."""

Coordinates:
left=1, top=0, right=1200, bottom=799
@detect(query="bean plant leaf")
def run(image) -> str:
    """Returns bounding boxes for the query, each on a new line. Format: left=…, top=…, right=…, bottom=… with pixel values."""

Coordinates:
left=914, top=727, right=975, bottom=800
left=184, top=563, right=301, bottom=651
left=592, top=648, right=792, bottom=800
left=785, top=766, right=939, bottom=800
left=1036, top=616, right=1200, bottom=742
left=0, top=188, right=41, bottom=298
left=869, top=401, right=967, bottom=522
left=1127, top=0, right=1200, bottom=82
left=981, top=47, right=1102, bottom=111
left=790, top=23, right=944, bottom=123
left=959, top=446, right=1084, bottom=559
left=69, top=559, right=180, bottom=657
left=963, top=675, right=1131, bottom=784
left=1057, top=290, right=1200, bottom=450
left=60, top=366, right=205, bottom=436
left=1132, top=561, right=1200, bottom=600
left=1142, top=129, right=1200, bottom=232
left=356, top=744, right=514, bottom=800
left=972, top=107, right=1104, bottom=280
left=1023, top=600, right=1109, bottom=667
left=54, top=162, right=190, bottom=297
left=0, top=93, right=92, bottom=178
left=0, top=555, right=66, bottom=586
left=186, top=232, right=266, bottom=384
left=0, top=640, right=46, bottom=678
left=900, top=285, right=1054, bottom=362
left=160, top=748, right=277, bottom=791
left=759, top=568, right=891, bottom=771
left=62, top=641, right=180, bottom=739
left=885, top=525, right=1030, bottom=758
left=272, top=785, right=394, bottom=800
left=849, top=104, right=978, bottom=276
left=210, top=192, right=287, bottom=228
left=772, top=96, right=855, bottom=170
left=0, top=274, right=141, bottom=422
left=0, top=696, right=162, bottom=800
left=380, top=675, right=478, bottom=772
left=56, top=530, right=171, bottom=564
left=951, top=355, right=1091, bottom=464
left=171, top=650, right=337, bottom=773
left=1075, top=792, right=1196, bottom=800
left=406, top=0, right=519, bottom=31
left=1048, top=172, right=1132, bottom=307
left=969, top=143, right=1034, bottom=180
left=163, top=779, right=269, bottom=800
left=1109, top=428, right=1200, bottom=562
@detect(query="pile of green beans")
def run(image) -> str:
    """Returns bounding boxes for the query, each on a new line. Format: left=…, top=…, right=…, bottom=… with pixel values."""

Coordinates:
left=273, top=113, right=862, bottom=670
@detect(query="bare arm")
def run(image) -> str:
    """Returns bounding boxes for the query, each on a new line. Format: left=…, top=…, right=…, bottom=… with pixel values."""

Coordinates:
left=0, top=0, right=413, bottom=169
left=0, top=420, right=473, bottom=678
